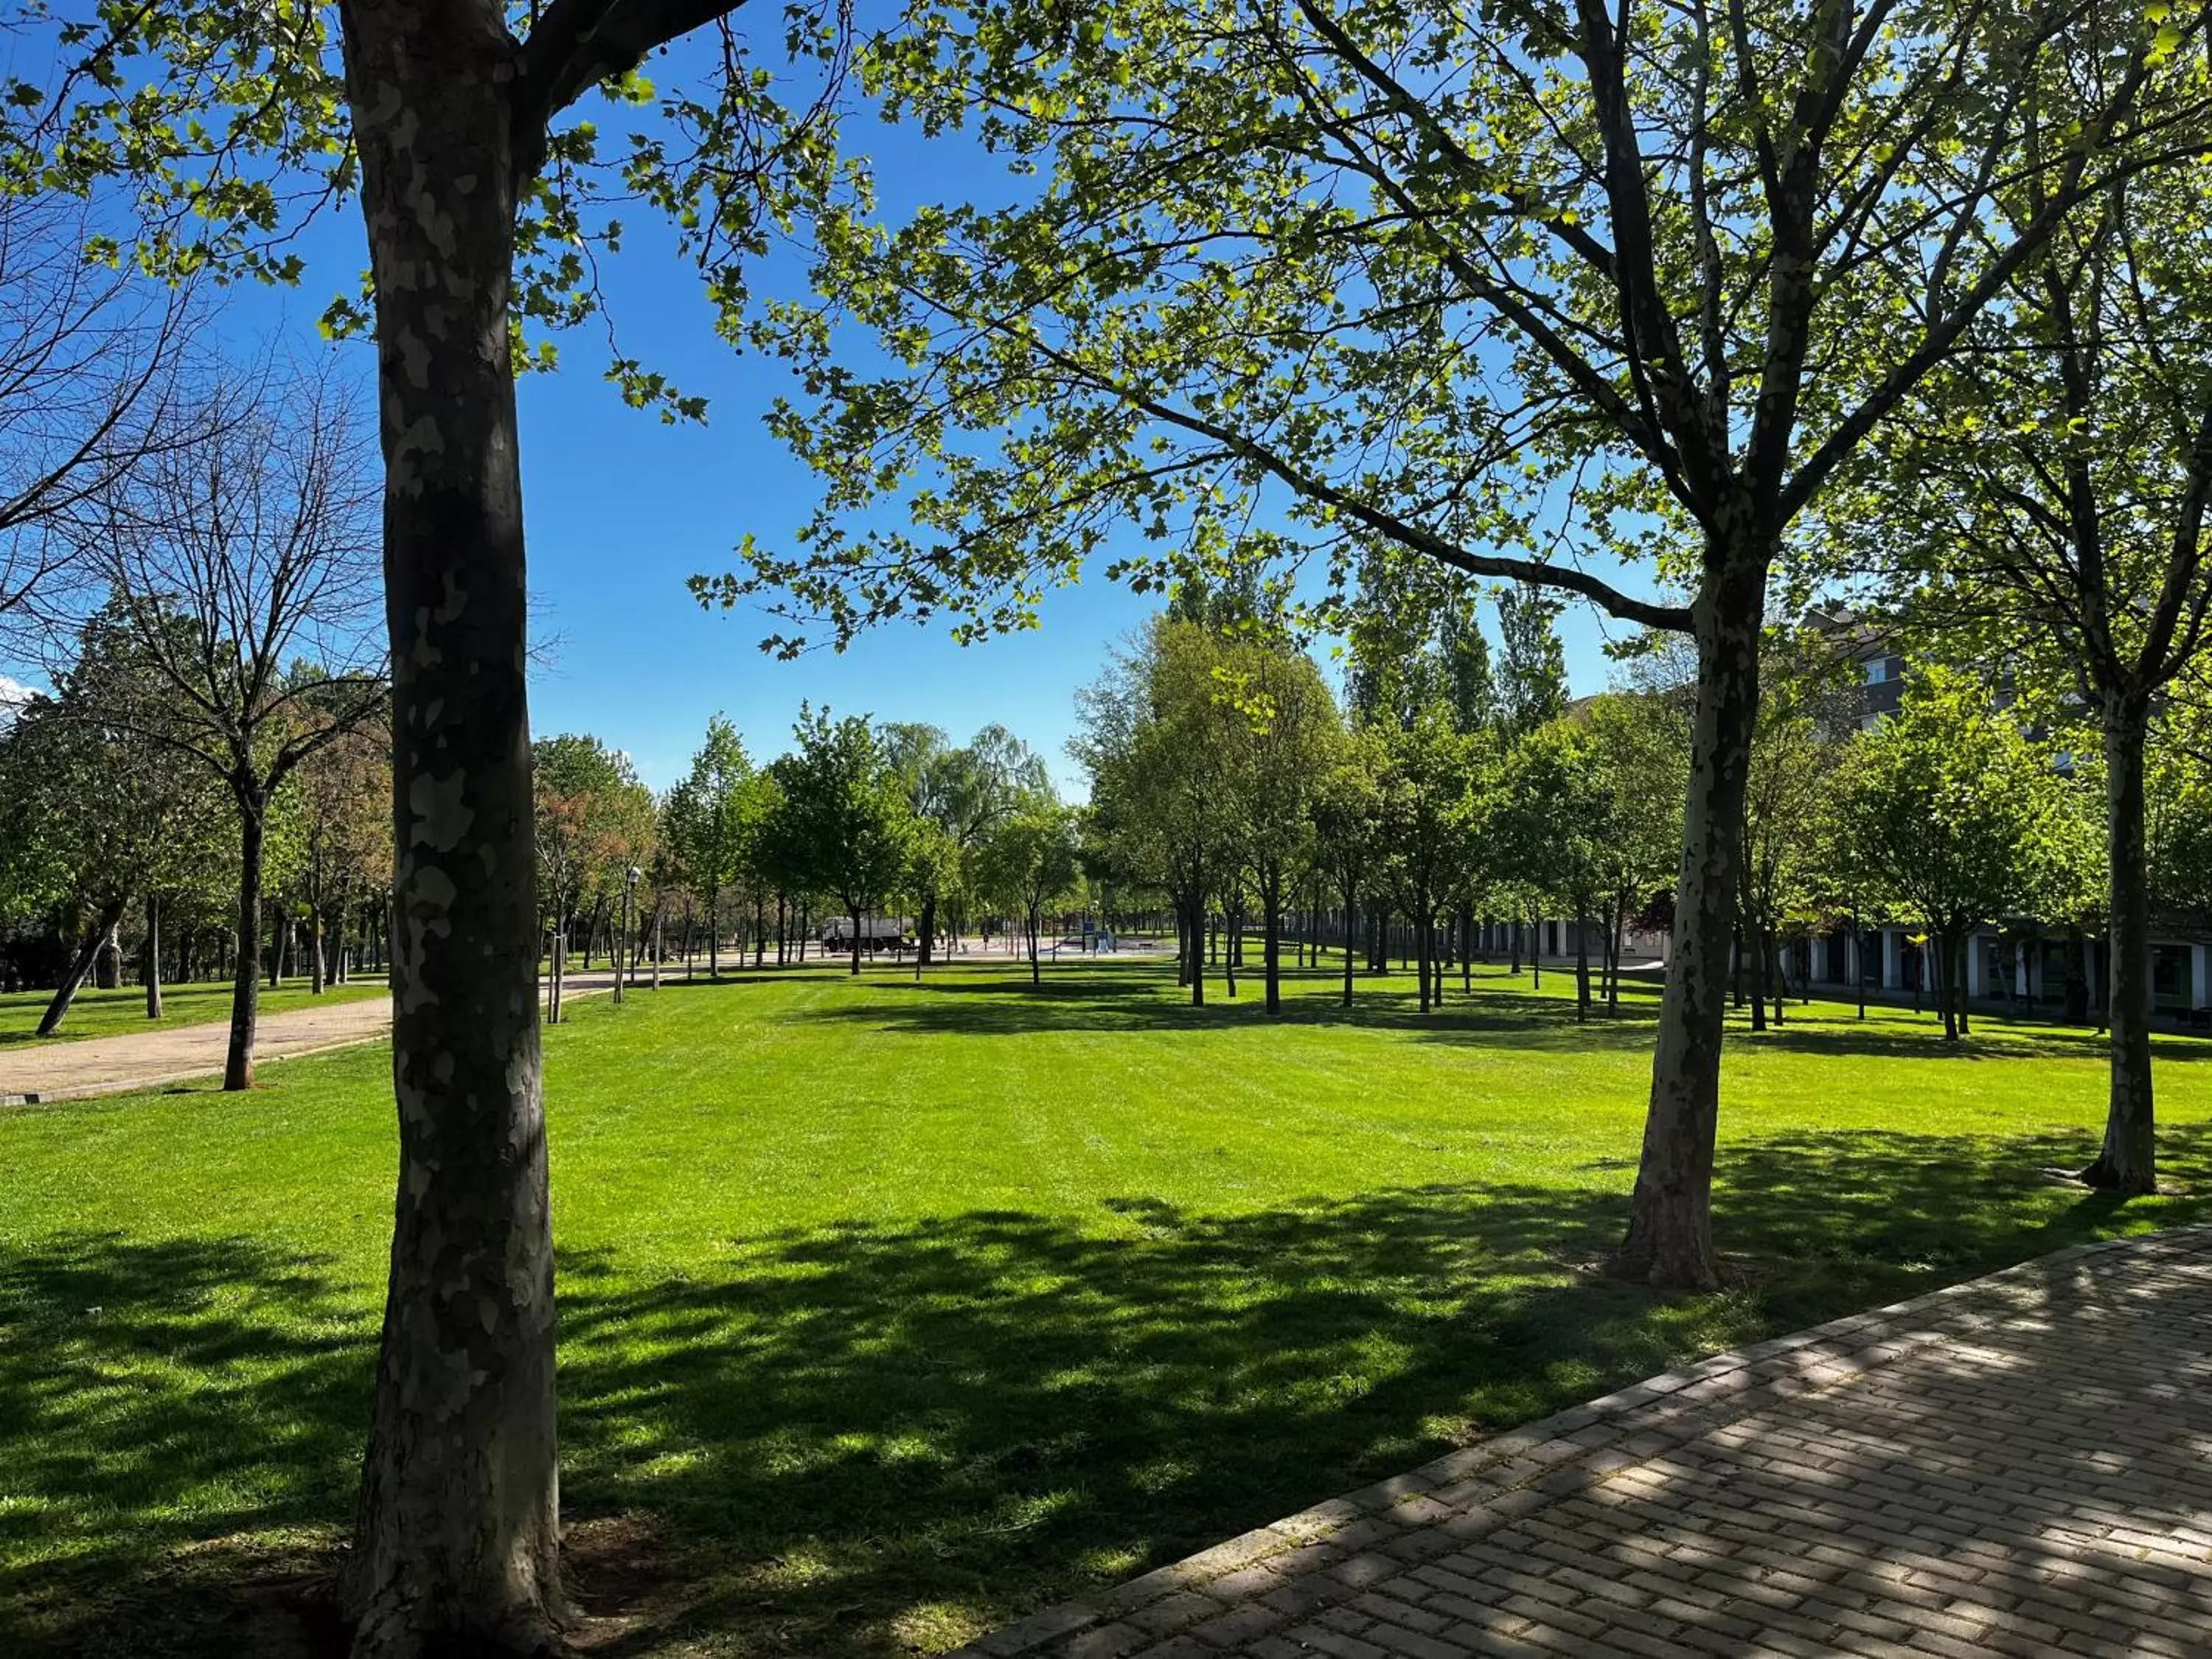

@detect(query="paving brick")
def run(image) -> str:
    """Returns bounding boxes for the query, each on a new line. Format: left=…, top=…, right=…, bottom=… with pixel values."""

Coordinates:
left=1185, top=1601, right=1289, bottom=1649
left=1289, top=1626, right=1391, bottom=1659
left=1365, top=1621, right=1478, bottom=1659
left=956, top=1229, right=2212, bottom=1659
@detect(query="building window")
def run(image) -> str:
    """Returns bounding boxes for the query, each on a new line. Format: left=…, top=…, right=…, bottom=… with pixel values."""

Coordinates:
left=2154, top=945, right=2188, bottom=1006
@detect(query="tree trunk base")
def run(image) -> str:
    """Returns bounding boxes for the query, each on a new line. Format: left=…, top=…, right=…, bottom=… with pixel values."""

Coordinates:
left=349, top=1594, right=571, bottom=1659
left=1603, top=1236, right=1724, bottom=1294
left=2073, top=1152, right=2156, bottom=1196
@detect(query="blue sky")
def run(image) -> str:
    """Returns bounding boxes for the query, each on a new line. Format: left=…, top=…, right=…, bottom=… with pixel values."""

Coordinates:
left=8, top=29, right=1641, bottom=796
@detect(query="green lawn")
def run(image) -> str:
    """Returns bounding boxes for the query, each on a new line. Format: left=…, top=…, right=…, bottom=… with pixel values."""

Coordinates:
left=2, top=957, right=2208, bottom=1656
left=0, top=976, right=389, bottom=1047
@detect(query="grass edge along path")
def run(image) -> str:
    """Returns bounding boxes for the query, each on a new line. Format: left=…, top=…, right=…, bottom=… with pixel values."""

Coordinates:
left=0, top=977, right=392, bottom=1049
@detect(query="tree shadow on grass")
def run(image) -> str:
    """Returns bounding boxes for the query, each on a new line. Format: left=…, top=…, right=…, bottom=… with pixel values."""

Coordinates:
left=9, top=1117, right=2210, bottom=1656
left=783, top=964, right=1677, bottom=1054
left=1729, top=1013, right=2212, bottom=1065
left=552, top=1122, right=2212, bottom=1655
left=0, top=1234, right=371, bottom=1658
left=781, top=963, right=2212, bottom=1068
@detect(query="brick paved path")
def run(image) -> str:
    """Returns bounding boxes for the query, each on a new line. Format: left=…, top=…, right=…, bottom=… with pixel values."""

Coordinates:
left=966, top=1228, right=2212, bottom=1659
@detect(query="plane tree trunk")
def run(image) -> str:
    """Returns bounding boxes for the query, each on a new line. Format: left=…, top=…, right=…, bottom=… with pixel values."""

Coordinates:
left=145, top=893, right=164, bottom=1020
left=340, top=5, right=563, bottom=1652
left=1573, top=911, right=1591, bottom=1023
left=1260, top=867, right=1283, bottom=1013
left=310, top=853, right=328, bottom=995
left=1339, top=872, right=1356, bottom=1007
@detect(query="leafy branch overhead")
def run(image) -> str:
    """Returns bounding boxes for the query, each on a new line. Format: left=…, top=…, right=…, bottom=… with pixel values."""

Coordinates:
left=700, top=0, right=2212, bottom=654
left=18, top=0, right=857, bottom=422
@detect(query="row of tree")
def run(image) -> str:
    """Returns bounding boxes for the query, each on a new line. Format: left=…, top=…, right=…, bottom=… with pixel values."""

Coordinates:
left=533, top=709, right=1086, bottom=994
left=721, top=0, right=2212, bottom=1293
left=1079, top=583, right=2212, bottom=1055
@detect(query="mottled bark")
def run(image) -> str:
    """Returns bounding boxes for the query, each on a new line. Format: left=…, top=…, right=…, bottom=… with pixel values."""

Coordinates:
left=94, top=926, right=123, bottom=990
left=338, top=4, right=562, bottom=1653
left=1612, top=565, right=1762, bottom=1291
left=2081, top=701, right=2157, bottom=1193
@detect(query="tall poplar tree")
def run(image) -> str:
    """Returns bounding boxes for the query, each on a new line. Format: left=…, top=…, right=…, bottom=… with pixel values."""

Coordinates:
left=1495, top=585, right=1570, bottom=740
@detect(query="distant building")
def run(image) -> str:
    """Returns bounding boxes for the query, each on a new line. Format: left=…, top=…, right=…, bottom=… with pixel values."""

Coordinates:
left=1498, top=615, right=2212, bottom=1021
left=1797, top=610, right=2205, bottom=1018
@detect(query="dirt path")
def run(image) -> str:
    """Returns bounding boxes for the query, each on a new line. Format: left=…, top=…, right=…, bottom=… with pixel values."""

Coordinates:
left=0, top=969, right=620, bottom=1104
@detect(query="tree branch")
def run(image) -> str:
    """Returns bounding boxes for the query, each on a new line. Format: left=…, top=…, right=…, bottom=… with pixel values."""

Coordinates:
left=512, top=0, right=748, bottom=183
